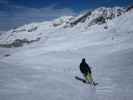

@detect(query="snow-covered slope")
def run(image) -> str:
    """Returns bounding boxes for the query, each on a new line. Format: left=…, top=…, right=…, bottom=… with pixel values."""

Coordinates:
left=0, top=7, right=126, bottom=46
left=0, top=7, right=133, bottom=100
left=69, top=7, right=125, bottom=27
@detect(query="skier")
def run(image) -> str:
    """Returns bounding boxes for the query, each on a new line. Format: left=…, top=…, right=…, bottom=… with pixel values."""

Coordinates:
left=79, top=58, right=94, bottom=84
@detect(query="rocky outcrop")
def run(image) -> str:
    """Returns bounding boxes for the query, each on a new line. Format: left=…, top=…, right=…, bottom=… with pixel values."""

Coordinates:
left=0, top=38, right=40, bottom=48
left=126, top=5, right=133, bottom=12
left=70, top=11, right=92, bottom=26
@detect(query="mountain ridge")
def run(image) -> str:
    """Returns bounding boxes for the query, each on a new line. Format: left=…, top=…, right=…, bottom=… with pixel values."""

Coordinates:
left=0, top=6, right=132, bottom=48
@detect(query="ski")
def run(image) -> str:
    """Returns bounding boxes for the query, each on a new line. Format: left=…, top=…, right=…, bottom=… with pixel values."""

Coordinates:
left=75, top=76, right=98, bottom=86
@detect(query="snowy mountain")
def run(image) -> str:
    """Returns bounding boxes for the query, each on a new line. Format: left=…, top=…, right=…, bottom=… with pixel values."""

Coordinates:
left=68, top=7, right=126, bottom=27
left=0, top=6, right=133, bottom=100
left=0, top=7, right=128, bottom=47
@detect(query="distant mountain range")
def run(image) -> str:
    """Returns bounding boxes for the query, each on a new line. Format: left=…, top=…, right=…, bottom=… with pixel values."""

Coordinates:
left=0, top=6, right=133, bottom=48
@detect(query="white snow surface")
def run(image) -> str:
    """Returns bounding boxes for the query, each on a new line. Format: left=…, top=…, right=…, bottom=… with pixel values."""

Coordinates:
left=0, top=8, right=133, bottom=100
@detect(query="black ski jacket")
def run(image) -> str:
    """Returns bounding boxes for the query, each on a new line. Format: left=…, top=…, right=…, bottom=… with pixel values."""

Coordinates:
left=80, top=62, right=91, bottom=75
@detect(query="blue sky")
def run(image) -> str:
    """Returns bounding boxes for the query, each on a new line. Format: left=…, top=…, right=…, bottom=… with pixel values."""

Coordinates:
left=0, top=0, right=132, bottom=31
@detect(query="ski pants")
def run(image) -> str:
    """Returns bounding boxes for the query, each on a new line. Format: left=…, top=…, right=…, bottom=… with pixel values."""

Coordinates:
left=84, top=73, right=93, bottom=82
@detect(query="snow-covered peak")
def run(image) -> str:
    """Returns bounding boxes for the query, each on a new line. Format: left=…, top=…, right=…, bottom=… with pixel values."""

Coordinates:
left=92, top=7, right=125, bottom=17
left=68, top=7, right=126, bottom=27
left=7, top=7, right=126, bottom=34
left=52, top=16, right=74, bottom=27
left=0, top=6, right=132, bottom=48
left=97, top=7, right=125, bottom=18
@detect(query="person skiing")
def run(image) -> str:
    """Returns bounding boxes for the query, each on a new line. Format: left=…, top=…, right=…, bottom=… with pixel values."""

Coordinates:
left=79, top=58, right=94, bottom=84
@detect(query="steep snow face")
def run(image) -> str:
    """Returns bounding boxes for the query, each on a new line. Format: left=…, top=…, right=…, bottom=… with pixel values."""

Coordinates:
left=92, top=7, right=125, bottom=18
left=69, top=7, right=126, bottom=27
left=108, top=10, right=133, bottom=33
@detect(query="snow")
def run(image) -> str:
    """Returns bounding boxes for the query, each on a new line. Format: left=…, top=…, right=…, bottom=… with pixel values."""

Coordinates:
left=0, top=7, right=133, bottom=100
left=0, top=7, right=126, bottom=44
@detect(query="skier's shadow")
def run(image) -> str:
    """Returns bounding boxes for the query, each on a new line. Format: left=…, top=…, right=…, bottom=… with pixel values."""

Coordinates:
left=83, top=86, right=97, bottom=100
